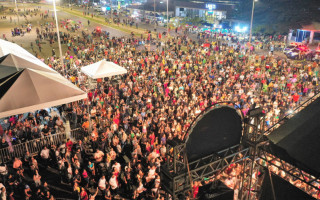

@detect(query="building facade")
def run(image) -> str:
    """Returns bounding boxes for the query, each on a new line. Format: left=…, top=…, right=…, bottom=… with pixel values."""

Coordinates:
left=174, top=0, right=238, bottom=24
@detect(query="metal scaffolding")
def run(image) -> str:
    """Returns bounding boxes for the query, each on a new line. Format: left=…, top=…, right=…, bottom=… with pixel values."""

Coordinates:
left=239, top=108, right=266, bottom=200
left=161, top=93, right=320, bottom=199
left=161, top=141, right=249, bottom=199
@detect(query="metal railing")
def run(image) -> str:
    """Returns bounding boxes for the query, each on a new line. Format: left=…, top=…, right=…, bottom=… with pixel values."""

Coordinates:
left=70, top=128, right=83, bottom=140
left=0, top=128, right=83, bottom=164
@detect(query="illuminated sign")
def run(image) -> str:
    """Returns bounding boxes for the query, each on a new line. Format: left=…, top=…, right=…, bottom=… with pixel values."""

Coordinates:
left=206, top=4, right=216, bottom=10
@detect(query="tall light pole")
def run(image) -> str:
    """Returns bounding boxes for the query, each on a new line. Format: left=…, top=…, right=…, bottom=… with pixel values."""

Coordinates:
left=167, top=0, right=169, bottom=35
left=53, top=0, right=65, bottom=75
left=110, top=0, right=113, bottom=23
left=249, top=0, right=257, bottom=43
left=14, top=0, right=19, bottom=25
left=154, top=0, right=156, bottom=30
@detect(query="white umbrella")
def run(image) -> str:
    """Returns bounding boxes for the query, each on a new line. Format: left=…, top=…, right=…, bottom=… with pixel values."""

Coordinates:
left=0, top=39, right=57, bottom=74
left=0, top=68, right=87, bottom=119
left=0, top=53, right=57, bottom=79
left=81, top=59, right=127, bottom=79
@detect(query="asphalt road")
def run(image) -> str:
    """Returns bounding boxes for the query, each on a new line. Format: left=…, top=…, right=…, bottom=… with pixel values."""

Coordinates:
left=0, top=3, right=129, bottom=58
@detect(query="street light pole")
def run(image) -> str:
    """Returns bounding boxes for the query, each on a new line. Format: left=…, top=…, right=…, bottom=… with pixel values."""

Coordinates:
left=249, top=0, right=257, bottom=43
left=14, top=0, right=19, bottom=25
left=53, top=0, right=65, bottom=75
left=167, top=0, right=169, bottom=34
left=154, top=0, right=156, bottom=30
left=110, top=0, right=112, bottom=23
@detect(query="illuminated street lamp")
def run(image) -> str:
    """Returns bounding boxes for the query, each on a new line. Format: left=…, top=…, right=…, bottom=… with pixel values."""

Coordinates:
left=52, top=0, right=65, bottom=75
left=249, top=0, right=258, bottom=43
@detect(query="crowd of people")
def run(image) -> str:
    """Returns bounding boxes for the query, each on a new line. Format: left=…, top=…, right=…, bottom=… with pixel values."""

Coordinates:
left=0, top=8, right=320, bottom=199
left=259, top=153, right=320, bottom=199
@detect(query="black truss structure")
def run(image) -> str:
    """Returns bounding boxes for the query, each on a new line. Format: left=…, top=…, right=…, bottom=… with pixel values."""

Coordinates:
left=239, top=107, right=266, bottom=200
left=161, top=144, right=249, bottom=199
left=258, top=149, right=320, bottom=195
left=161, top=93, right=320, bottom=200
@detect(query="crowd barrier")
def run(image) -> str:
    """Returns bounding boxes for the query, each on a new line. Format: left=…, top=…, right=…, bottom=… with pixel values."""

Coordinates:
left=0, top=128, right=82, bottom=164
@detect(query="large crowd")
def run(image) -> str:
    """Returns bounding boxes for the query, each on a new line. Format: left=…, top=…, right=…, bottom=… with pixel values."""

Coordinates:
left=0, top=9, right=320, bottom=199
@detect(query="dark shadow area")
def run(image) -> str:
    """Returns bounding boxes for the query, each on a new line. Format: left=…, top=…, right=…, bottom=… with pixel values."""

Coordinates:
left=186, top=106, right=242, bottom=162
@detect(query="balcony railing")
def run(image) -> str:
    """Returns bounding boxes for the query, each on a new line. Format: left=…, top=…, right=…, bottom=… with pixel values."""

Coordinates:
left=0, top=128, right=82, bottom=163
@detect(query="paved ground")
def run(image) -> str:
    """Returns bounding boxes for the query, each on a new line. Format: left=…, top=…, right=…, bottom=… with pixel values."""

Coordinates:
left=0, top=2, right=288, bottom=60
left=0, top=3, right=129, bottom=58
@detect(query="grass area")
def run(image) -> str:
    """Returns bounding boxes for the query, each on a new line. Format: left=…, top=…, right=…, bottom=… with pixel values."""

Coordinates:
left=58, top=6, right=156, bottom=38
left=0, top=4, right=82, bottom=59
left=0, top=2, right=173, bottom=60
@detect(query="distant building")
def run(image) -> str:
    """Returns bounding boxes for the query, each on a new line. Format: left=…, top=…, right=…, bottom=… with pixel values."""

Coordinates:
left=127, top=0, right=175, bottom=19
left=289, top=22, right=320, bottom=44
left=174, top=0, right=238, bottom=24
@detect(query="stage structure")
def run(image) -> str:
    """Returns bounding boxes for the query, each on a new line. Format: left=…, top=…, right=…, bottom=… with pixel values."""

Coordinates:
left=259, top=168, right=317, bottom=200
left=238, top=92, right=320, bottom=200
left=161, top=93, right=320, bottom=199
left=160, top=102, right=249, bottom=199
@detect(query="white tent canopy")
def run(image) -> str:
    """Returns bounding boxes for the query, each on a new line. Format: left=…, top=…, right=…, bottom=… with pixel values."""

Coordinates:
left=0, top=53, right=58, bottom=79
left=0, top=68, right=87, bottom=119
left=81, top=59, right=127, bottom=79
left=0, top=39, right=57, bottom=74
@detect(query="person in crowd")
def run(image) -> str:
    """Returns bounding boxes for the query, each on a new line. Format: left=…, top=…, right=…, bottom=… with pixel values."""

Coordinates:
left=0, top=138, right=8, bottom=149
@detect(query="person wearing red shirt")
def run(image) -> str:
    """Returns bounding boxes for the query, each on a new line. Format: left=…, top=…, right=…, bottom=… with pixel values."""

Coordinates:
left=113, top=117, right=120, bottom=126
left=192, top=181, right=202, bottom=198
left=87, top=91, right=93, bottom=102
left=66, top=139, right=73, bottom=152
left=292, top=93, right=300, bottom=103
left=149, top=132, right=155, bottom=146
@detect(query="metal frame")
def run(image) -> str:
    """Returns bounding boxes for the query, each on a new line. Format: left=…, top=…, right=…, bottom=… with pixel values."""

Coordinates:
left=264, top=91, right=320, bottom=136
left=239, top=109, right=266, bottom=200
left=0, top=128, right=82, bottom=163
left=161, top=93, right=320, bottom=199
left=161, top=102, right=246, bottom=199
left=258, top=149, right=320, bottom=196
left=164, top=141, right=187, bottom=175
left=161, top=143, right=250, bottom=199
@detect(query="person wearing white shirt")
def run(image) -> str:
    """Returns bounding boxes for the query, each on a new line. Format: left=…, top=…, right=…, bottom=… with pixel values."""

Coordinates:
left=135, top=181, right=146, bottom=198
left=151, top=175, right=161, bottom=196
left=146, top=165, right=157, bottom=183
left=112, top=162, right=121, bottom=174
left=40, top=147, right=50, bottom=160
left=98, top=175, right=106, bottom=191
left=40, top=146, right=50, bottom=168
left=109, top=174, right=118, bottom=195
left=67, top=164, right=73, bottom=182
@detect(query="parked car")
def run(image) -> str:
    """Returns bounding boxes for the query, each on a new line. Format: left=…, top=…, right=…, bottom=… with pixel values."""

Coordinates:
left=286, top=47, right=312, bottom=60
left=283, top=43, right=305, bottom=55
